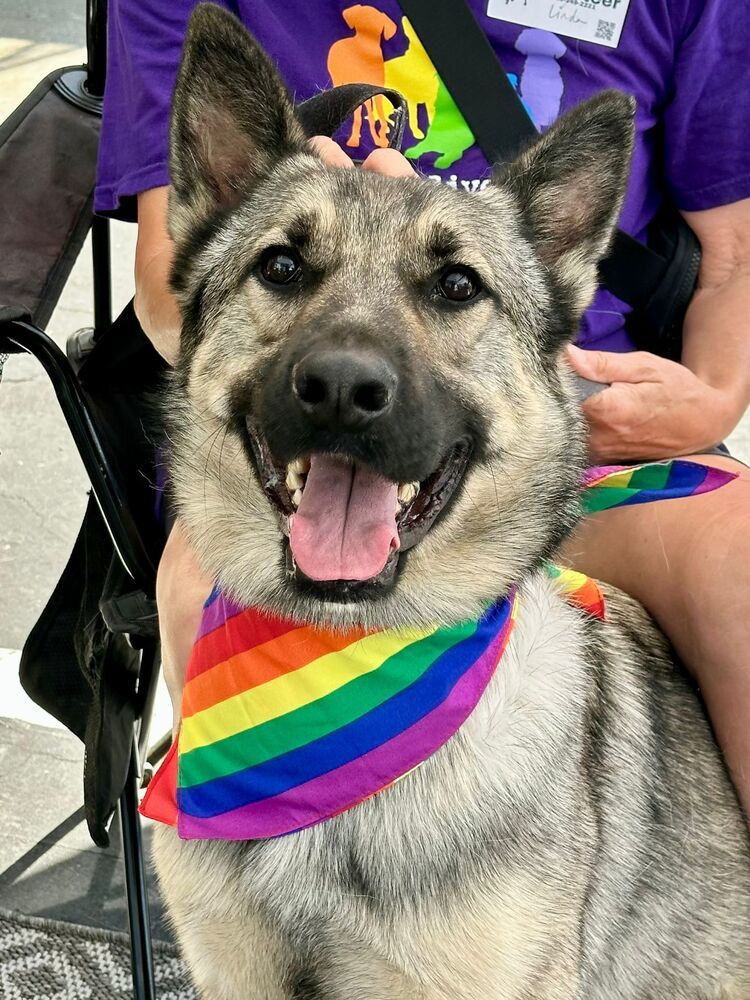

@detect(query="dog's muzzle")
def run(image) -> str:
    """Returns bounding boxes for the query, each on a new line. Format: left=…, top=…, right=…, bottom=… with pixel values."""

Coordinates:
left=242, top=334, right=475, bottom=598
left=292, top=347, right=398, bottom=433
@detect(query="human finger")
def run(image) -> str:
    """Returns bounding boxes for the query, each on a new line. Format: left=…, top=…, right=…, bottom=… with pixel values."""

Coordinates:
left=361, top=147, right=418, bottom=178
left=308, top=135, right=355, bottom=169
left=566, top=344, right=665, bottom=385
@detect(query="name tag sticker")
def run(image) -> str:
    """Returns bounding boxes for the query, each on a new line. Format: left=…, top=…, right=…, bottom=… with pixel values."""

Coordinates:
left=487, top=0, right=631, bottom=48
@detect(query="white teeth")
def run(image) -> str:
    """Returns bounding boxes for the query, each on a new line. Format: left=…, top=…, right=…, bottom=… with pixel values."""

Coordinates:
left=398, top=482, right=419, bottom=505
left=286, top=469, right=305, bottom=491
left=286, top=458, right=309, bottom=497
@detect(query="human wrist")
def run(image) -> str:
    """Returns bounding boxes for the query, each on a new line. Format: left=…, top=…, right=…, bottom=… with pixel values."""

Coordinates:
left=680, top=266, right=750, bottom=426
left=695, top=379, right=745, bottom=444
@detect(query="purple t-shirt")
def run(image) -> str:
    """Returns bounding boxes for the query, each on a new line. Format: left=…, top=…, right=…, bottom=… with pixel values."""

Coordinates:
left=96, top=0, right=750, bottom=351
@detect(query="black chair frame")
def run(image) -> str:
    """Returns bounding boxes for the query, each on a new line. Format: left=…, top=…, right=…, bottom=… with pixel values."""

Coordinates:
left=2, top=316, right=160, bottom=1000
left=0, top=1, right=161, bottom=995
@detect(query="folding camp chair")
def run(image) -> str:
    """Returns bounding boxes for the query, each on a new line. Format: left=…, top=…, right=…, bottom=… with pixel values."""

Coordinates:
left=0, top=2, right=163, bottom=997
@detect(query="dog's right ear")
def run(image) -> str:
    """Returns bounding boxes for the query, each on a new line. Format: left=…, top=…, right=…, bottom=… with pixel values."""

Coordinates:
left=168, top=4, right=306, bottom=239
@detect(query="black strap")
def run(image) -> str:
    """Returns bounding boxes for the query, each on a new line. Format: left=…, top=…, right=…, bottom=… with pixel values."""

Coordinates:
left=297, top=83, right=408, bottom=152
left=399, top=0, right=537, bottom=164
left=600, top=232, right=665, bottom=309
left=398, top=0, right=667, bottom=309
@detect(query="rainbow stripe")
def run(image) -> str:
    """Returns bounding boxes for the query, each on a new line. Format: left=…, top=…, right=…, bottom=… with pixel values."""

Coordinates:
left=545, top=564, right=606, bottom=620
left=142, top=591, right=518, bottom=840
left=582, top=460, right=737, bottom=515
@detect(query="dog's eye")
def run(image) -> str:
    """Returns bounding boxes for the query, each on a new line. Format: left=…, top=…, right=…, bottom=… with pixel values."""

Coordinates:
left=436, top=267, right=482, bottom=303
left=259, top=248, right=303, bottom=286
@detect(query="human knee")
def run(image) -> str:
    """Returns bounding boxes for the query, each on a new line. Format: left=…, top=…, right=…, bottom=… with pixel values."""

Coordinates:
left=156, top=522, right=212, bottom=613
left=156, top=522, right=213, bottom=730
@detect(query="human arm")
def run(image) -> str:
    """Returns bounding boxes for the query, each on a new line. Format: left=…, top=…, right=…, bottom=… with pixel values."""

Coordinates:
left=134, top=187, right=181, bottom=364
left=680, top=199, right=750, bottom=417
left=567, top=197, right=750, bottom=461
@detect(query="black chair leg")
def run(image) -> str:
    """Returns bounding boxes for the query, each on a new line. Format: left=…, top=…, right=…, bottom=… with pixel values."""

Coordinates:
left=120, top=741, right=156, bottom=1000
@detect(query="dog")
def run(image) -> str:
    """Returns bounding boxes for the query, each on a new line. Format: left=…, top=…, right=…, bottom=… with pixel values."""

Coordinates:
left=154, top=6, right=750, bottom=997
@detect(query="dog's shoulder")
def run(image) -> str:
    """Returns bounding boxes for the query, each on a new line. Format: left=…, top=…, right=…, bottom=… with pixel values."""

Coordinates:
left=594, top=579, right=672, bottom=664
left=521, top=570, right=672, bottom=676
left=510, top=570, right=667, bottom=678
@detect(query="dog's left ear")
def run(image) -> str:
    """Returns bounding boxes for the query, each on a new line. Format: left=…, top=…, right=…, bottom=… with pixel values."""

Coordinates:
left=496, top=91, right=635, bottom=320
left=168, top=3, right=306, bottom=239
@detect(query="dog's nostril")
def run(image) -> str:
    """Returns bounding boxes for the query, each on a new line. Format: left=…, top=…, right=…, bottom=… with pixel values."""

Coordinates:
left=353, top=381, right=390, bottom=414
left=296, top=374, right=327, bottom=406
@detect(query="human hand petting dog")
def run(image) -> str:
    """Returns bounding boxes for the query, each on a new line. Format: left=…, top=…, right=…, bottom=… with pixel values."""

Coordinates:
left=567, top=344, right=737, bottom=461
left=309, top=134, right=417, bottom=177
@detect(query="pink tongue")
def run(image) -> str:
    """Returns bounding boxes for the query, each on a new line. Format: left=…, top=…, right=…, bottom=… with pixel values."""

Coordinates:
left=289, top=455, right=400, bottom=582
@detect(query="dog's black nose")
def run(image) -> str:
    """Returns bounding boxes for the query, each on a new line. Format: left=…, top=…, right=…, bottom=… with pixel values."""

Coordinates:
left=292, top=349, right=397, bottom=431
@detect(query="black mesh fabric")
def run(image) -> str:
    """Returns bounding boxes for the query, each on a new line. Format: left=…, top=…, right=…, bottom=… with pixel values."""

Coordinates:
left=0, top=68, right=99, bottom=329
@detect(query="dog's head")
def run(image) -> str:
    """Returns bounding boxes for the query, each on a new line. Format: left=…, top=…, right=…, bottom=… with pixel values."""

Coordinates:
left=165, top=4, right=634, bottom=629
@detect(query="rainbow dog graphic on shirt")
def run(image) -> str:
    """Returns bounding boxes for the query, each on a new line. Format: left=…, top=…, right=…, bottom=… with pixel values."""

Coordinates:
left=325, top=5, right=568, bottom=169
left=327, top=5, right=398, bottom=148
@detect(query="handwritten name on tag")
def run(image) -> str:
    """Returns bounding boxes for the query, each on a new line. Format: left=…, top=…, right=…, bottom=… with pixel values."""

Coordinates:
left=487, top=0, right=631, bottom=48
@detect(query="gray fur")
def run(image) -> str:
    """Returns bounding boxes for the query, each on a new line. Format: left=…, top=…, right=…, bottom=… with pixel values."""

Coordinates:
left=155, top=6, right=750, bottom=997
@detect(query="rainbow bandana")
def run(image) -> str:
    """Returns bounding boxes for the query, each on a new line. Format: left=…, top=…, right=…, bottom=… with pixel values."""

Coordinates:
left=144, top=593, right=519, bottom=839
left=581, top=460, right=732, bottom=514
left=141, top=460, right=736, bottom=840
